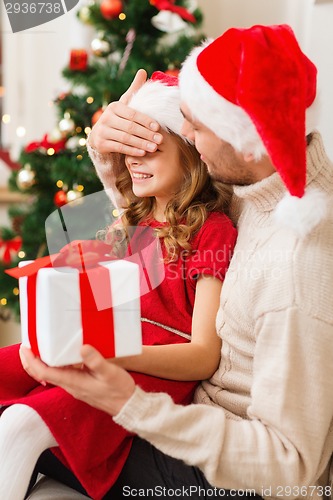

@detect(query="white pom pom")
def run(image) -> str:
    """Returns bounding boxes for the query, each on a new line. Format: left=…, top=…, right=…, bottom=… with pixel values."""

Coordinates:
left=274, top=189, right=328, bottom=237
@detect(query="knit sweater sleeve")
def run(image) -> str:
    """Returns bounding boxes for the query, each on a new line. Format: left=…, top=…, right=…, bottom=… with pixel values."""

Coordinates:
left=87, top=142, right=126, bottom=209
left=114, top=308, right=333, bottom=495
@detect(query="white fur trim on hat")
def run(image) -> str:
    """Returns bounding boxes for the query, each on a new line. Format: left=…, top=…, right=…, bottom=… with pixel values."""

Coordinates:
left=129, top=79, right=190, bottom=142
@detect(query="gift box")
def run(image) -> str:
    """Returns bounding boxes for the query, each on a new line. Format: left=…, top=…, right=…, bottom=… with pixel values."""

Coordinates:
left=18, top=258, right=142, bottom=366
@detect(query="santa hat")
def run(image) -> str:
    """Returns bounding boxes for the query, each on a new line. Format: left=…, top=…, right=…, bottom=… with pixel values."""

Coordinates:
left=179, top=24, right=327, bottom=236
left=128, top=71, right=190, bottom=142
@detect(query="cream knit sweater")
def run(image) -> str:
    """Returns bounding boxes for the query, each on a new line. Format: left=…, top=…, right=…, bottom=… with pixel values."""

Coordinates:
left=90, top=132, right=333, bottom=499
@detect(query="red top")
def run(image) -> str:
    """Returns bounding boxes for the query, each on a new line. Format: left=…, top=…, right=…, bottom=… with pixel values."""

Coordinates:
left=137, top=211, right=237, bottom=346
left=0, top=211, right=237, bottom=499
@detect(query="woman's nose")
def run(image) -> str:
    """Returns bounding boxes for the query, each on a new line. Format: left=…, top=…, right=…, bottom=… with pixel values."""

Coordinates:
left=125, top=155, right=141, bottom=167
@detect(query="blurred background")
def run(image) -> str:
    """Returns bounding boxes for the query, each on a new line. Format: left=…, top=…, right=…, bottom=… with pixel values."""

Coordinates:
left=0, top=0, right=332, bottom=344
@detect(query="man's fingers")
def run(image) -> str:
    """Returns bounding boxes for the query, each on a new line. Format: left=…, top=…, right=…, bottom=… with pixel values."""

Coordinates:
left=96, top=104, right=163, bottom=155
left=104, top=129, right=159, bottom=155
left=20, top=346, right=56, bottom=382
left=80, top=345, right=118, bottom=379
left=80, top=345, right=107, bottom=371
left=19, top=345, right=33, bottom=371
left=20, top=346, right=81, bottom=389
left=108, top=101, right=161, bottom=135
left=120, top=69, right=147, bottom=104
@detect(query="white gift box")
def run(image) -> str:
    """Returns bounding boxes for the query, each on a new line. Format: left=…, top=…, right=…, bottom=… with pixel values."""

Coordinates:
left=19, top=259, right=142, bottom=366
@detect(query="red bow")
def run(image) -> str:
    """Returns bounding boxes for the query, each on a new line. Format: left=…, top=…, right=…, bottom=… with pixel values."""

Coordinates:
left=5, top=239, right=113, bottom=279
left=152, top=0, right=196, bottom=23
left=25, top=134, right=67, bottom=154
left=0, top=236, right=22, bottom=265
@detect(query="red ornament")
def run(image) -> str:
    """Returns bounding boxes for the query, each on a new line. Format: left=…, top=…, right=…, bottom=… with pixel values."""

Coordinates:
left=58, top=91, right=70, bottom=101
left=91, top=108, right=104, bottom=126
left=54, top=190, right=68, bottom=207
left=100, top=0, right=123, bottom=20
left=69, top=49, right=88, bottom=72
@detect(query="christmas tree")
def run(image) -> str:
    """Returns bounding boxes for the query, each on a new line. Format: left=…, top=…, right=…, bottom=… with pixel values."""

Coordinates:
left=0, top=0, right=204, bottom=320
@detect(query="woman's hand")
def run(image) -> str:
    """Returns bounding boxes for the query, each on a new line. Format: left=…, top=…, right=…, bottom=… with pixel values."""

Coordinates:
left=19, top=345, right=136, bottom=416
left=88, top=69, right=163, bottom=156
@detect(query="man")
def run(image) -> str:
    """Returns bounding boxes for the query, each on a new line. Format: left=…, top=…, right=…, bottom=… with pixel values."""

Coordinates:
left=23, top=25, right=333, bottom=499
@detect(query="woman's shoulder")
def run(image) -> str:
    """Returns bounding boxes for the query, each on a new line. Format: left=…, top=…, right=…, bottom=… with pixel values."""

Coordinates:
left=204, top=211, right=236, bottom=229
left=193, top=211, right=237, bottom=248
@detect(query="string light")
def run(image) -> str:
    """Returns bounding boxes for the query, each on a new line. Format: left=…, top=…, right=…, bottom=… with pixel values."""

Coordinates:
left=86, top=96, right=94, bottom=104
left=76, top=184, right=84, bottom=192
left=2, top=114, right=10, bottom=124
left=18, top=251, right=26, bottom=259
left=112, top=209, right=120, bottom=217
left=76, top=126, right=82, bottom=133
left=16, top=126, right=26, bottom=137
left=85, top=127, right=92, bottom=135
left=13, top=288, right=19, bottom=296
left=56, top=180, right=64, bottom=188
left=79, top=138, right=86, bottom=146
left=119, top=13, right=126, bottom=20
left=0, top=298, right=7, bottom=306
left=47, top=148, right=55, bottom=156
left=76, top=154, right=83, bottom=160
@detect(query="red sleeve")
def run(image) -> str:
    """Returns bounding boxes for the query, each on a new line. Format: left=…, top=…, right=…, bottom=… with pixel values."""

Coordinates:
left=187, top=212, right=237, bottom=286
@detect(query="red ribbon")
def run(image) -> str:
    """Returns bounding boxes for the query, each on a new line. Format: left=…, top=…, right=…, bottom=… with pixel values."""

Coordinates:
left=152, top=0, right=196, bottom=23
left=0, top=236, right=22, bottom=265
left=27, top=271, right=40, bottom=356
left=25, top=134, right=67, bottom=154
left=6, top=240, right=115, bottom=360
left=79, top=266, right=115, bottom=358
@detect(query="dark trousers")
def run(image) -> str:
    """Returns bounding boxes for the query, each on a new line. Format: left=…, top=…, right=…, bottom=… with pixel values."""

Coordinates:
left=30, top=437, right=262, bottom=499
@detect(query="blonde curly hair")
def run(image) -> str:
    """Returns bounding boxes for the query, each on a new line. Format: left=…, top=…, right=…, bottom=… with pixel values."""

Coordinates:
left=100, top=132, right=231, bottom=262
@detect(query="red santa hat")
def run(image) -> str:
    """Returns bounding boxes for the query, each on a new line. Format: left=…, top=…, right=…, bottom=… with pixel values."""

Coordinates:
left=179, top=24, right=327, bottom=236
left=128, top=71, right=190, bottom=142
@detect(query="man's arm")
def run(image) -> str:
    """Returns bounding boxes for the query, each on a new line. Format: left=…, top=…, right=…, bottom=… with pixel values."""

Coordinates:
left=113, top=309, right=333, bottom=495
left=20, top=308, right=333, bottom=496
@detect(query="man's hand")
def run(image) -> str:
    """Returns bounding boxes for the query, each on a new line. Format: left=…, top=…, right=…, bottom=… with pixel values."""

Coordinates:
left=88, top=69, right=163, bottom=156
left=20, top=345, right=136, bottom=416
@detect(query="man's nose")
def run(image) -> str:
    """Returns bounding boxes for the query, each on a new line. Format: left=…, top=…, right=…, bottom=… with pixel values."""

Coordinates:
left=181, top=120, right=195, bottom=142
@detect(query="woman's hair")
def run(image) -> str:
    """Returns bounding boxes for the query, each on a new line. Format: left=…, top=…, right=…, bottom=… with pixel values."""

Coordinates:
left=102, top=132, right=231, bottom=262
